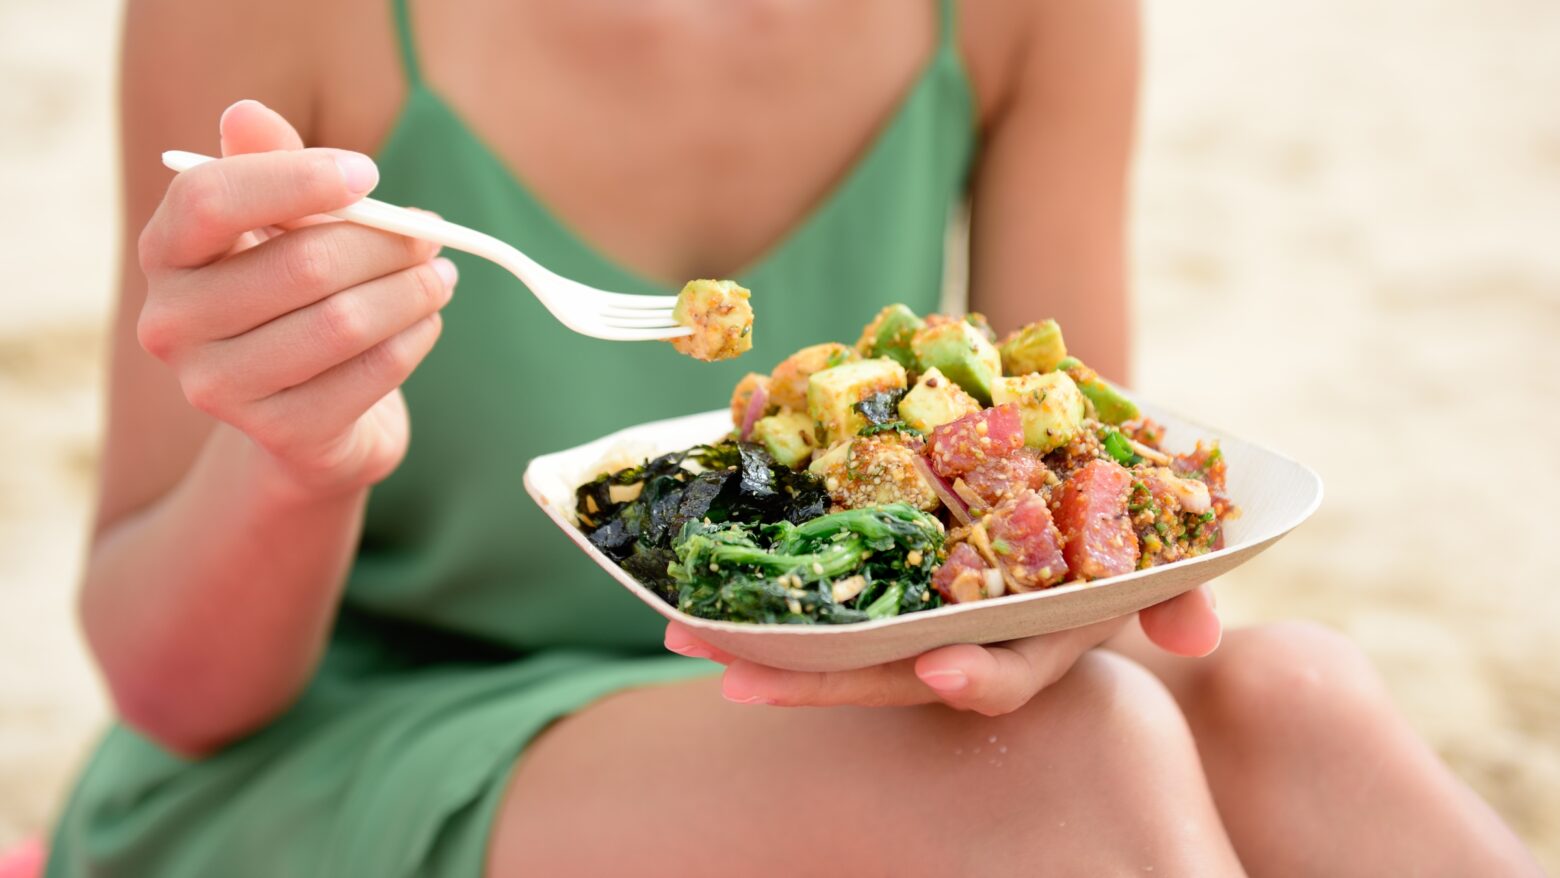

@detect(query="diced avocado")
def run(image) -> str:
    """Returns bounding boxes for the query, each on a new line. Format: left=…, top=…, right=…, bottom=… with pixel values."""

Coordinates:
left=1078, top=379, right=1139, bottom=425
left=670, top=279, right=753, bottom=362
left=854, top=304, right=924, bottom=369
left=897, top=367, right=981, bottom=433
left=998, top=319, right=1068, bottom=375
left=806, top=358, right=908, bottom=445
left=1058, top=357, right=1141, bottom=425
left=964, top=312, right=998, bottom=343
left=750, top=410, right=819, bottom=469
left=910, top=320, right=1002, bottom=405
left=991, top=371, right=1087, bottom=452
left=769, top=343, right=858, bottom=411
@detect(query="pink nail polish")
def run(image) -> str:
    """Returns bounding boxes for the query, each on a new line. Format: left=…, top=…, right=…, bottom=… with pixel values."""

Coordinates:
left=920, top=669, right=969, bottom=693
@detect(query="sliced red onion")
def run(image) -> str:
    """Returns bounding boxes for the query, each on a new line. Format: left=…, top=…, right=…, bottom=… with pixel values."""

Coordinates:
left=738, top=383, right=770, bottom=441
left=912, top=454, right=972, bottom=527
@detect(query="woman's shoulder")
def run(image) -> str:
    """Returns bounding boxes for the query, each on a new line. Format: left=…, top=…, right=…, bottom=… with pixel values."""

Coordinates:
left=122, top=0, right=323, bottom=135
left=960, top=0, right=1141, bottom=129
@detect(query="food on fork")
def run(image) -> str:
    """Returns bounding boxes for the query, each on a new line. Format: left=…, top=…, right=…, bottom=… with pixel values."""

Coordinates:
left=671, top=279, right=754, bottom=361
left=576, top=305, right=1236, bottom=624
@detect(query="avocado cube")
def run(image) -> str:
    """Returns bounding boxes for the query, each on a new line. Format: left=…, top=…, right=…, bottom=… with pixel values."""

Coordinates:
left=1058, top=358, right=1140, bottom=425
left=897, top=367, right=981, bottom=432
left=670, top=279, right=753, bottom=362
left=768, top=343, right=858, bottom=411
left=1078, top=379, right=1139, bottom=425
left=750, top=410, right=819, bottom=469
left=855, top=304, right=925, bottom=369
left=806, top=358, right=909, bottom=445
left=991, top=371, right=1086, bottom=452
left=998, top=319, right=1068, bottom=375
left=910, top=320, right=1002, bottom=404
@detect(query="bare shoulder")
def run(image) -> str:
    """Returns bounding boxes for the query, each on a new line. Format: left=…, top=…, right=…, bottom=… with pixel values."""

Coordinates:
left=121, top=0, right=321, bottom=141
left=960, top=0, right=1140, bottom=126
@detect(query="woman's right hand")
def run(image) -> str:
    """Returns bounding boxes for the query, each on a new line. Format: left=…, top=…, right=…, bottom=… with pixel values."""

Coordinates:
left=135, top=100, right=455, bottom=500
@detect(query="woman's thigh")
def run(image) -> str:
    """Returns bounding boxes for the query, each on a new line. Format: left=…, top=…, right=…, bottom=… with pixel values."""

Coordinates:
left=486, top=651, right=1244, bottom=878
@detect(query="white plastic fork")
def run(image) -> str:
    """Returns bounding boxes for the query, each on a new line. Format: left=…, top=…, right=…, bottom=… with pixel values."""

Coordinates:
left=161, top=150, right=689, bottom=342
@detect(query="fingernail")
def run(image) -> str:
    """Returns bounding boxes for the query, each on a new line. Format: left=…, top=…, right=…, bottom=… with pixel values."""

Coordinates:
left=723, top=692, right=775, bottom=706
left=335, top=153, right=379, bottom=195
left=218, top=99, right=265, bottom=133
left=432, top=257, right=458, bottom=288
left=919, top=669, right=969, bottom=693
left=665, top=642, right=713, bottom=661
left=1203, top=585, right=1218, bottom=610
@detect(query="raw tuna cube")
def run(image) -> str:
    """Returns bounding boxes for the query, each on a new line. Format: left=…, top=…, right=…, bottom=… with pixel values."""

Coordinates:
left=960, top=447, right=1054, bottom=508
left=984, top=491, right=1069, bottom=590
left=1052, top=459, right=1140, bottom=580
left=933, top=542, right=991, bottom=604
left=926, top=405, right=1026, bottom=479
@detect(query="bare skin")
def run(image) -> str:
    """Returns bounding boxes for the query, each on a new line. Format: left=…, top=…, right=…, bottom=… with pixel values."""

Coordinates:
left=490, top=652, right=1245, bottom=877
left=88, top=0, right=1541, bottom=875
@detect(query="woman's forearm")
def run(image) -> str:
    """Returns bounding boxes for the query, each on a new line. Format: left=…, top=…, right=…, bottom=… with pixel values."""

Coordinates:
left=81, top=424, right=368, bottom=756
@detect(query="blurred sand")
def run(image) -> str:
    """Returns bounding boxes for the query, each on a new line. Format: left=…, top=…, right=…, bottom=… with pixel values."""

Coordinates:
left=2, top=0, right=1557, bottom=868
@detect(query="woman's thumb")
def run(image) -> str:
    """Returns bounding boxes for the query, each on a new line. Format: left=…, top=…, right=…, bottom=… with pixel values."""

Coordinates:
left=219, top=99, right=305, bottom=157
left=1139, top=585, right=1222, bottom=657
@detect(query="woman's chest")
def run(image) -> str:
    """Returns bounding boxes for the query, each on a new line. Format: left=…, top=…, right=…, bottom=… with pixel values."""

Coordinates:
left=315, top=0, right=1016, bottom=284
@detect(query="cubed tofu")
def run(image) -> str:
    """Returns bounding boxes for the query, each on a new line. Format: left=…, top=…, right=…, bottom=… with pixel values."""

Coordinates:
left=769, top=343, right=858, bottom=411
left=806, top=358, right=908, bottom=445
left=910, top=320, right=1003, bottom=404
left=990, top=371, right=1086, bottom=452
left=670, top=279, right=753, bottom=361
left=807, top=434, right=939, bottom=511
left=749, top=410, right=819, bottom=469
left=897, top=367, right=982, bottom=432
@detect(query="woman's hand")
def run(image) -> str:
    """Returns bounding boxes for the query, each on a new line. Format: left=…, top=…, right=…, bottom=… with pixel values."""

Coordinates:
left=664, top=585, right=1220, bottom=716
left=135, top=100, right=455, bottom=499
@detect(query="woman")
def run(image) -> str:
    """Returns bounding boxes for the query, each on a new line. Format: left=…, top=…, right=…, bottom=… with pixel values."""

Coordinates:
left=47, top=0, right=1539, bottom=874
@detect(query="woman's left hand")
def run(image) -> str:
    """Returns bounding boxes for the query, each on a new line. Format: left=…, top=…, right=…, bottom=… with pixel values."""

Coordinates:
left=663, top=585, right=1220, bottom=716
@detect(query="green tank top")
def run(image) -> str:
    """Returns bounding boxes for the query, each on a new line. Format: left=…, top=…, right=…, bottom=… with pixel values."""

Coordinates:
left=348, top=0, right=977, bottom=651
left=46, top=4, right=976, bottom=875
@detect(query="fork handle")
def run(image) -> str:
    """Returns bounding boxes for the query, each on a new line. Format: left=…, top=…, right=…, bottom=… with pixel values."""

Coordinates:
left=161, top=150, right=549, bottom=280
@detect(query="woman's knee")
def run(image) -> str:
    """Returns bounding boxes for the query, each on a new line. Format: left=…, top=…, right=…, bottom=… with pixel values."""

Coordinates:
left=989, top=651, right=1240, bottom=873
left=1192, top=620, right=1389, bottom=740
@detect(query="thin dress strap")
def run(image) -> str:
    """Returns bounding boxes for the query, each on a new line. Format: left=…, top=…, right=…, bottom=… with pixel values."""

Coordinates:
left=391, top=0, right=423, bottom=86
left=938, top=0, right=958, bottom=47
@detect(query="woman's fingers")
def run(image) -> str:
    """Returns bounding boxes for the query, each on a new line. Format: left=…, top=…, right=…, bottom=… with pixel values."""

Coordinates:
left=196, top=258, right=456, bottom=401
left=663, top=623, right=739, bottom=664
left=914, top=617, right=1128, bottom=716
left=143, top=148, right=380, bottom=271
left=219, top=99, right=304, bottom=156
left=244, top=312, right=445, bottom=460
left=158, top=220, right=441, bottom=342
left=1139, top=585, right=1222, bottom=657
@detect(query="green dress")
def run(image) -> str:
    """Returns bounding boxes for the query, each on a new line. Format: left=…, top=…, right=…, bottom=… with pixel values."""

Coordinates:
left=46, top=1, right=974, bottom=874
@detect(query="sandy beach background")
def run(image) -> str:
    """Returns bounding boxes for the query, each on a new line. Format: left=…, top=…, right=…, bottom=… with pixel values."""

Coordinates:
left=3, top=0, right=1557, bottom=868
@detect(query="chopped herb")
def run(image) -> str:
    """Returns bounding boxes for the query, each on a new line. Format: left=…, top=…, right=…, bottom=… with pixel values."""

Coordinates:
left=1101, top=428, right=1144, bottom=467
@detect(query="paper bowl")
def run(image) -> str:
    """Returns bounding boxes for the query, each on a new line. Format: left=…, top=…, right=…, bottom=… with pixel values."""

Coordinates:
left=524, top=406, right=1321, bottom=672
